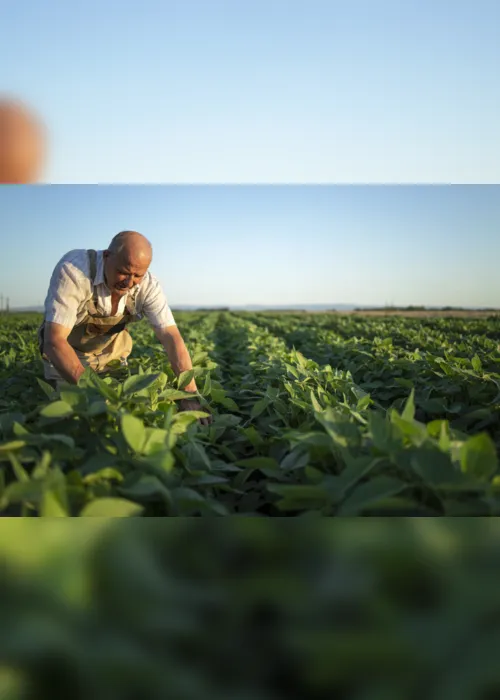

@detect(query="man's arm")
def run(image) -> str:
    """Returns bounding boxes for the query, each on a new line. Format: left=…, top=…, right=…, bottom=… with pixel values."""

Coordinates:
left=41, top=251, right=90, bottom=384
left=154, top=325, right=198, bottom=392
left=141, top=277, right=211, bottom=424
left=154, top=325, right=212, bottom=426
left=43, top=322, right=86, bottom=385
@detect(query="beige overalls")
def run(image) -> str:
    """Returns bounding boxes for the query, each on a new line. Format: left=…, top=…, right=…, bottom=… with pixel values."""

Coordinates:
left=38, top=249, right=141, bottom=388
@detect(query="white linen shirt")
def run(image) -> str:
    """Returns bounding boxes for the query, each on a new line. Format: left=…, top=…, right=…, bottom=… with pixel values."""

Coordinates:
left=43, top=249, right=177, bottom=330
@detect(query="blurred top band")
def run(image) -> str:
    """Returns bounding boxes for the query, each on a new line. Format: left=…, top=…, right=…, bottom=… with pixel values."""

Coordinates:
left=0, top=97, right=45, bottom=184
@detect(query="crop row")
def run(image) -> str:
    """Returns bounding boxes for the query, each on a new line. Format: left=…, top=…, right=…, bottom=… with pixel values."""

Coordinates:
left=0, top=312, right=499, bottom=516
left=244, top=313, right=500, bottom=448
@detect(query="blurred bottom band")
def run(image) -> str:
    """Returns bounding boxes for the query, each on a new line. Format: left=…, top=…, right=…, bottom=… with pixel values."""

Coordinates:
left=0, top=519, right=499, bottom=700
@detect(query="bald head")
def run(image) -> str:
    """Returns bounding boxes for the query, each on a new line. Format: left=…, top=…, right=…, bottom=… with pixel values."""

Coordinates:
left=108, top=230, right=153, bottom=262
left=0, top=98, right=45, bottom=183
left=103, top=230, right=153, bottom=296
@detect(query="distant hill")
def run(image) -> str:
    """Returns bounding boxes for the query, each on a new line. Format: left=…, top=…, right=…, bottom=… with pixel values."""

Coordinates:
left=10, top=303, right=499, bottom=314
left=12, top=304, right=356, bottom=313
left=171, top=303, right=358, bottom=312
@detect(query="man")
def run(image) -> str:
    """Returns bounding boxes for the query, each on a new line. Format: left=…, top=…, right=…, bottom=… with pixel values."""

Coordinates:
left=38, top=230, right=212, bottom=425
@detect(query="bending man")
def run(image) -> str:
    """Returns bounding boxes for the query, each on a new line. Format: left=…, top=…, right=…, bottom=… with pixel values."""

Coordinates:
left=38, top=230, right=211, bottom=424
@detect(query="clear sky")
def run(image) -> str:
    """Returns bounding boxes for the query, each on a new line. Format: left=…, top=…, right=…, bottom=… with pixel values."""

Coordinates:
left=2, top=0, right=499, bottom=183
left=1, top=185, right=499, bottom=309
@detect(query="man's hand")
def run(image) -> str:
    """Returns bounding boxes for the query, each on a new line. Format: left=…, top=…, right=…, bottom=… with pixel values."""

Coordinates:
left=155, top=325, right=213, bottom=425
left=179, top=396, right=213, bottom=426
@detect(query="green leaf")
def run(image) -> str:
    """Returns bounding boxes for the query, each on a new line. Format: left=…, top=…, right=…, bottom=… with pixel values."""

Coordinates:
left=315, top=408, right=362, bottom=450
left=192, top=351, right=209, bottom=365
left=202, top=373, right=212, bottom=396
left=12, top=422, right=29, bottom=437
left=390, top=413, right=427, bottom=444
left=121, top=414, right=146, bottom=453
left=324, top=456, right=380, bottom=504
left=310, top=390, right=323, bottom=413
left=33, top=452, right=53, bottom=480
left=267, top=484, right=330, bottom=511
left=160, top=388, right=201, bottom=402
left=241, top=426, right=264, bottom=448
left=218, top=397, right=237, bottom=411
left=84, top=372, right=120, bottom=402
left=59, top=388, right=87, bottom=409
left=142, top=428, right=168, bottom=455
left=251, top=398, right=269, bottom=418
left=80, top=498, right=143, bottom=517
left=83, top=468, right=124, bottom=485
left=185, top=474, right=229, bottom=487
left=143, top=449, right=175, bottom=473
left=411, top=449, right=468, bottom=488
left=236, top=457, right=280, bottom=471
left=368, top=412, right=393, bottom=453
left=427, top=419, right=449, bottom=438
left=401, top=388, right=416, bottom=421
left=285, top=363, right=299, bottom=379
left=36, top=378, right=56, bottom=399
left=182, top=441, right=211, bottom=470
left=175, top=410, right=210, bottom=421
left=8, top=452, right=29, bottom=482
left=356, top=394, right=372, bottom=411
left=171, top=487, right=207, bottom=509
left=281, top=448, right=309, bottom=472
left=265, top=387, right=280, bottom=401
left=0, top=440, right=26, bottom=454
left=211, top=388, right=226, bottom=404
left=460, top=433, right=498, bottom=482
left=40, top=489, right=68, bottom=517
left=171, top=411, right=208, bottom=435
left=40, top=433, right=75, bottom=449
left=123, top=373, right=160, bottom=396
left=212, top=414, right=241, bottom=429
left=420, top=398, right=448, bottom=414
left=119, top=475, right=169, bottom=501
left=394, top=377, right=414, bottom=389
left=3, top=479, right=44, bottom=504
left=337, top=477, right=407, bottom=515
left=471, top=355, right=482, bottom=373
left=178, top=370, right=195, bottom=390
left=295, top=352, right=308, bottom=369
left=87, top=399, right=109, bottom=417
left=438, top=421, right=451, bottom=452
left=39, top=401, right=74, bottom=419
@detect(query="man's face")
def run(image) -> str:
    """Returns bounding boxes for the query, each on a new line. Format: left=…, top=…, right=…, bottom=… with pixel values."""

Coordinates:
left=103, top=250, right=150, bottom=296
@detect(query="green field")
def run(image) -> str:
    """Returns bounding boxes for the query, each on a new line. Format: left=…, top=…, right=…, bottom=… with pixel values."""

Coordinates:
left=1, top=311, right=500, bottom=516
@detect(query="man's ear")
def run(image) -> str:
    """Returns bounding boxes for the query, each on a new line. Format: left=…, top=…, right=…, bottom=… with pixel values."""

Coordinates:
left=103, top=249, right=110, bottom=260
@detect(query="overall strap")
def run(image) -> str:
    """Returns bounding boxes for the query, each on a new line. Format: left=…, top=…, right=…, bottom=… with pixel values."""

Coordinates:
left=87, top=249, right=99, bottom=313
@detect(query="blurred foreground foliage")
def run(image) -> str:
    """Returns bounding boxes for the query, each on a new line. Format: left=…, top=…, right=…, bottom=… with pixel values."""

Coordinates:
left=0, top=519, right=499, bottom=699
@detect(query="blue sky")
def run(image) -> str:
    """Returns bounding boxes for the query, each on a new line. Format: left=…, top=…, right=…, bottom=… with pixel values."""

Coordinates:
left=1, top=185, right=498, bottom=309
left=2, top=0, right=499, bottom=183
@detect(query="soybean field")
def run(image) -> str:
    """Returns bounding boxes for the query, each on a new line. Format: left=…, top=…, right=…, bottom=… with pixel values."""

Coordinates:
left=1, top=311, right=500, bottom=517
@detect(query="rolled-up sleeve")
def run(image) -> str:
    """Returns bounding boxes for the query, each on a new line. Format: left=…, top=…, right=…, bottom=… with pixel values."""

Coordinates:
left=44, top=258, right=86, bottom=329
left=141, top=275, right=177, bottom=329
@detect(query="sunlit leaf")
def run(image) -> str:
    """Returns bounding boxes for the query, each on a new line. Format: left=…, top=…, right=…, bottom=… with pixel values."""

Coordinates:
left=80, top=498, right=143, bottom=517
left=121, top=414, right=146, bottom=453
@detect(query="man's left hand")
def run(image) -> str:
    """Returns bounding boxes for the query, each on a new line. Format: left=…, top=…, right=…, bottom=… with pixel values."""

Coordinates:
left=178, top=396, right=213, bottom=426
